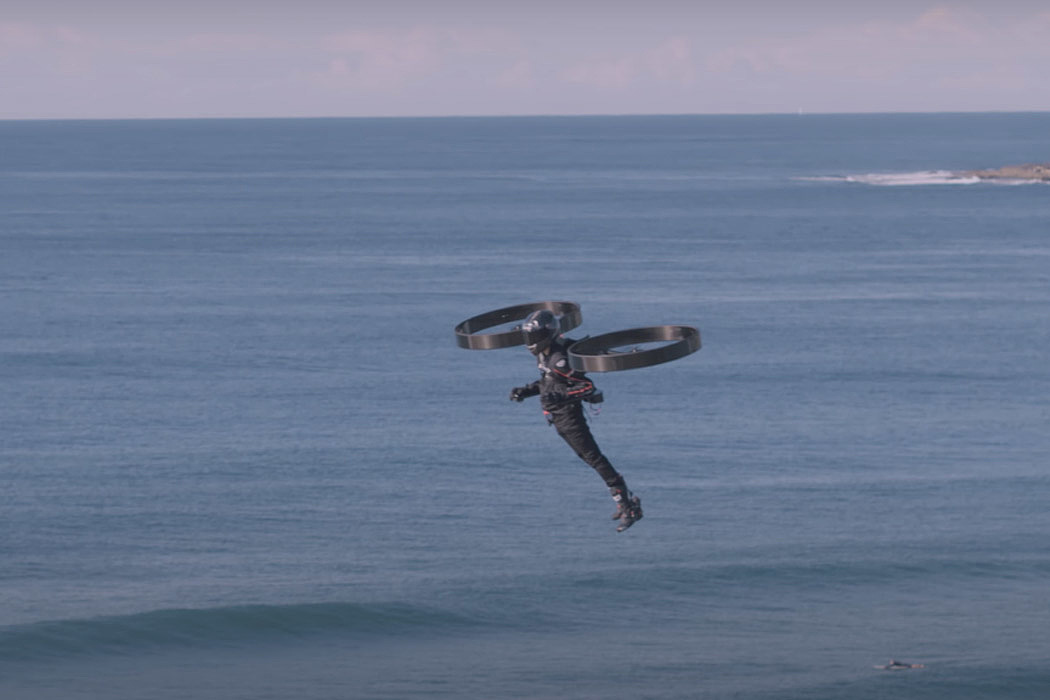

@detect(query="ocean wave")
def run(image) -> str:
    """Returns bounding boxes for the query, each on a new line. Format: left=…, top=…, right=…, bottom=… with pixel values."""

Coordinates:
left=0, top=602, right=473, bottom=662
left=851, top=170, right=983, bottom=186
left=802, top=170, right=1047, bottom=186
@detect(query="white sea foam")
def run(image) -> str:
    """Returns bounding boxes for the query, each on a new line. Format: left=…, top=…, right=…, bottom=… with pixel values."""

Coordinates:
left=847, top=170, right=980, bottom=186
left=803, top=170, right=1047, bottom=186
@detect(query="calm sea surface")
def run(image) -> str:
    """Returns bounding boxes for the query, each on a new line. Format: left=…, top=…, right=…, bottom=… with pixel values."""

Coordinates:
left=1, top=114, right=1048, bottom=699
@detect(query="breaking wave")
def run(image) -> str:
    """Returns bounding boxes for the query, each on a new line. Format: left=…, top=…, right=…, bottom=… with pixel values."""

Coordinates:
left=849, top=171, right=980, bottom=186
left=803, top=171, right=1047, bottom=186
left=0, top=602, right=476, bottom=662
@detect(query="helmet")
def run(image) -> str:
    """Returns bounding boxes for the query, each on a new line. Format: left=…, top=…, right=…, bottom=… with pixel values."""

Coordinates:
left=521, top=309, right=559, bottom=354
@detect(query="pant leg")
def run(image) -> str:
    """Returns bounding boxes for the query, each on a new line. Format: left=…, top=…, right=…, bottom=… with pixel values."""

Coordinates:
left=549, top=402, right=623, bottom=487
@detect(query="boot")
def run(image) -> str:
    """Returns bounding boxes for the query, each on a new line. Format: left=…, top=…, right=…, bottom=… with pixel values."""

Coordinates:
left=609, top=486, right=643, bottom=532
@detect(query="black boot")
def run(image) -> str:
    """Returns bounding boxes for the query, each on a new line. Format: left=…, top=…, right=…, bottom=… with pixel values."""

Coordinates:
left=609, top=485, right=643, bottom=532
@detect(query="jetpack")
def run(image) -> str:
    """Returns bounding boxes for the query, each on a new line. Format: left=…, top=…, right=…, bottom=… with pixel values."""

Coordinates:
left=453, top=300, right=700, bottom=372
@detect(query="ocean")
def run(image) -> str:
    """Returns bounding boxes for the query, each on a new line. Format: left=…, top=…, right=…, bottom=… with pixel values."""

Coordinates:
left=1, top=113, right=1048, bottom=699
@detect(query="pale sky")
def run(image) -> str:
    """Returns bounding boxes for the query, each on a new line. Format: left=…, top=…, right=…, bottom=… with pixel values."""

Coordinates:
left=2, top=0, right=1050, bottom=119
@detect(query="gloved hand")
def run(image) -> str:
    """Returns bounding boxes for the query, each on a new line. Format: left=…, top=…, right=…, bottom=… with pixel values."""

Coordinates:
left=582, top=388, right=604, bottom=404
left=509, top=386, right=528, bottom=402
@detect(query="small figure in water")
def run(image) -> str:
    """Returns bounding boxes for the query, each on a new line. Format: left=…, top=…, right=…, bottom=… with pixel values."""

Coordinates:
left=509, top=309, right=643, bottom=532
left=877, top=660, right=925, bottom=670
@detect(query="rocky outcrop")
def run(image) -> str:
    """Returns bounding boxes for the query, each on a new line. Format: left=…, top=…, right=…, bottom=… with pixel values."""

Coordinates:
left=963, top=163, right=1050, bottom=181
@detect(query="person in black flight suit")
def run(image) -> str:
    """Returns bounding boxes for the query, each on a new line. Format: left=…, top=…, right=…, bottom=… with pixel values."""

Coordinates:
left=509, top=309, right=643, bottom=532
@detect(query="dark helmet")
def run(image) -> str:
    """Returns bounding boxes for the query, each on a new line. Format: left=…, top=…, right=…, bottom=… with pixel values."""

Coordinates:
left=521, top=309, right=559, bottom=354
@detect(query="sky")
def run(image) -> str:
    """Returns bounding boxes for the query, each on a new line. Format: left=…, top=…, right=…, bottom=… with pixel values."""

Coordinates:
left=2, top=0, right=1050, bottom=119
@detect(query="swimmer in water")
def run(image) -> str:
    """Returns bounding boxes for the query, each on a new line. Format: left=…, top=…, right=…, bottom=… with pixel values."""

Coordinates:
left=877, top=660, right=925, bottom=670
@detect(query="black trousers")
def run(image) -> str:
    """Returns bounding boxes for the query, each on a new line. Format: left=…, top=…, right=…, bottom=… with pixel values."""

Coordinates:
left=547, top=402, right=623, bottom=488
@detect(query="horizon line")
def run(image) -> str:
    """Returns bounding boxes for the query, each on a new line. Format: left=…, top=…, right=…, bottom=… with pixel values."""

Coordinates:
left=3, top=109, right=1050, bottom=124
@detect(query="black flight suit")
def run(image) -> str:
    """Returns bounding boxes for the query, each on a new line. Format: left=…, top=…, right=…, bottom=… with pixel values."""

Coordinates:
left=513, top=336, right=626, bottom=491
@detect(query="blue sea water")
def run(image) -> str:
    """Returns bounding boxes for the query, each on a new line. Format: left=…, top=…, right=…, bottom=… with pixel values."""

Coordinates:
left=1, top=113, right=1049, bottom=699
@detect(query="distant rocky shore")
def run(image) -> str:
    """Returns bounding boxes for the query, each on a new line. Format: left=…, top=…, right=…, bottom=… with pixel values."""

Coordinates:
left=962, top=163, right=1050, bottom=181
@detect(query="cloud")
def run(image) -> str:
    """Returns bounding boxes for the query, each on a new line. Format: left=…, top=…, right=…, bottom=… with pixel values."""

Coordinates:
left=702, top=6, right=1050, bottom=81
left=905, top=6, right=985, bottom=43
left=0, top=21, right=97, bottom=55
left=695, top=6, right=1050, bottom=112
left=322, top=27, right=438, bottom=81
left=494, top=59, right=535, bottom=90
left=0, top=22, right=101, bottom=80
left=0, top=22, right=43, bottom=53
left=5, top=5, right=1050, bottom=118
left=562, top=55, right=638, bottom=89
left=647, top=37, right=694, bottom=83
left=315, top=25, right=520, bottom=91
left=179, top=33, right=279, bottom=53
left=561, top=37, right=695, bottom=90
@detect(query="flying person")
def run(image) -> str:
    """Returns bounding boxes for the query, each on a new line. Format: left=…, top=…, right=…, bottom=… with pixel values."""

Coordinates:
left=509, top=309, right=643, bottom=532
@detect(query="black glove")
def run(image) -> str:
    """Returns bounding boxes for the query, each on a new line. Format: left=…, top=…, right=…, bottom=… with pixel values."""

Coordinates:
left=582, top=388, right=604, bottom=404
left=510, top=386, right=528, bottom=402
